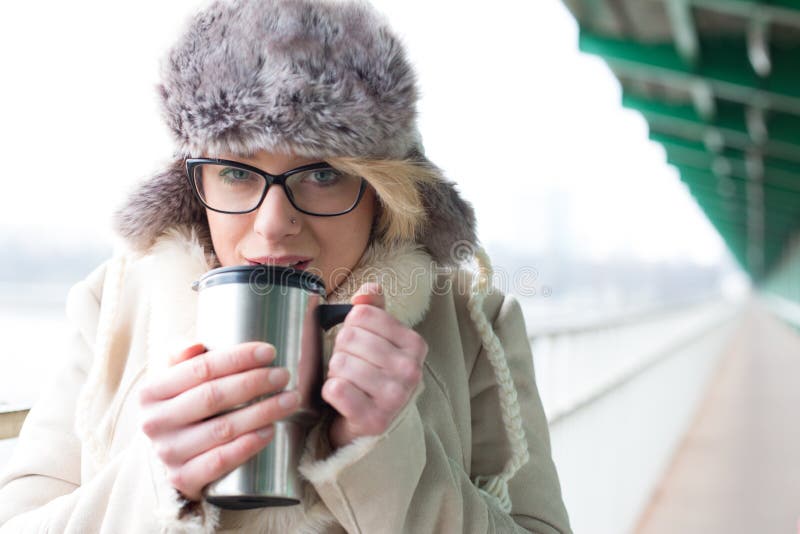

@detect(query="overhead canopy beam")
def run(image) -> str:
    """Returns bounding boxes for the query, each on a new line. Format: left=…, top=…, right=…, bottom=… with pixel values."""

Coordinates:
left=663, top=0, right=719, bottom=121
left=654, top=135, right=800, bottom=192
left=696, top=223, right=786, bottom=264
left=579, top=31, right=800, bottom=116
left=687, top=201, right=797, bottom=229
left=746, top=151, right=766, bottom=278
left=682, top=182, right=800, bottom=215
left=708, top=225, right=747, bottom=243
left=688, top=0, right=800, bottom=29
left=687, top=188, right=799, bottom=223
left=746, top=105, right=768, bottom=144
left=686, top=173, right=800, bottom=204
left=690, top=208, right=793, bottom=252
left=682, top=181, right=800, bottom=212
left=688, top=190, right=800, bottom=220
left=623, top=93, right=800, bottom=162
left=695, top=224, right=781, bottom=248
left=666, top=0, right=699, bottom=65
left=691, top=82, right=717, bottom=122
left=746, top=13, right=772, bottom=77
left=689, top=193, right=747, bottom=217
left=664, top=147, right=800, bottom=189
left=702, top=221, right=784, bottom=252
left=674, top=164, right=800, bottom=199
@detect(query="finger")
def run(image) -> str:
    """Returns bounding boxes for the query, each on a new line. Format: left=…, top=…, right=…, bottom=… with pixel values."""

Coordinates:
left=321, top=376, right=373, bottom=423
left=334, top=325, right=404, bottom=368
left=343, top=304, right=409, bottom=348
left=328, top=352, right=413, bottom=412
left=334, top=325, right=426, bottom=384
left=153, top=390, right=301, bottom=467
left=142, top=366, right=291, bottom=435
left=328, top=351, right=383, bottom=398
left=140, top=342, right=276, bottom=403
left=341, top=307, right=424, bottom=360
left=168, top=343, right=207, bottom=367
left=169, top=425, right=276, bottom=501
left=351, top=282, right=385, bottom=309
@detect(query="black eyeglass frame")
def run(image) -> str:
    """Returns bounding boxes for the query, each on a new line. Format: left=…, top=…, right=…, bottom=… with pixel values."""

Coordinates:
left=185, top=157, right=368, bottom=216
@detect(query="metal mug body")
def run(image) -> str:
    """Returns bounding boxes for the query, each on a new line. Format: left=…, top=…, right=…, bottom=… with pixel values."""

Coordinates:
left=192, top=265, right=348, bottom=509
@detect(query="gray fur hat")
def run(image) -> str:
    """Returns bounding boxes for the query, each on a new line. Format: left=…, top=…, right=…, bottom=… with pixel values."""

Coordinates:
left=114, top=0, right=476, bottom=266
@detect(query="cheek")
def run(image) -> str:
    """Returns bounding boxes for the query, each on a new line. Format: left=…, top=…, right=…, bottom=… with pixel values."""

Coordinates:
left=206, top=211, right=248, bottom=265
left=331, top=195, right=375, bottom=258
left=341, top=191, right=375, bottom=256
left=315, top=191, right=375, bottom=269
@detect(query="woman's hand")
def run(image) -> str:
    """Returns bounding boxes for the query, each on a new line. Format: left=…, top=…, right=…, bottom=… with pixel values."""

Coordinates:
left=324, top=283, right=429, bottom=450
left=138, top=342, right=301, bottom=501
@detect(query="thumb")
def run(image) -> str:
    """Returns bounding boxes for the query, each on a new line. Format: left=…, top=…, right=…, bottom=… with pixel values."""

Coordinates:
left=350, top=282, right=385, bottom=310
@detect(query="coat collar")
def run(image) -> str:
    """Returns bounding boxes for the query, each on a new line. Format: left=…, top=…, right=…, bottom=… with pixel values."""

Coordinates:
left=325, top=239, right=433, bottom=328
left=137, top=226, right=434, bottom=370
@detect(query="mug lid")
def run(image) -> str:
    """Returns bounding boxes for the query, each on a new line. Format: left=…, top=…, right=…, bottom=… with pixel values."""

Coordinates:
left=192, top=265, right=326, bottom=295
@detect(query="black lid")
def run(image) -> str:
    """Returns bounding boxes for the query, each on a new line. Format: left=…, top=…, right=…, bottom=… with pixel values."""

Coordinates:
left=192, top=265, right=326, bottom=295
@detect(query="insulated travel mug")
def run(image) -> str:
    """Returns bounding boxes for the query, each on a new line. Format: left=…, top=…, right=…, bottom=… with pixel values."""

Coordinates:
left=192, top=264, right=351, bottom=509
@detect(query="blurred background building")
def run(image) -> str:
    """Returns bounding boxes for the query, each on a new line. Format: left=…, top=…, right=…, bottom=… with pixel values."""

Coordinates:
left=0, top=1, right=798, bottom=533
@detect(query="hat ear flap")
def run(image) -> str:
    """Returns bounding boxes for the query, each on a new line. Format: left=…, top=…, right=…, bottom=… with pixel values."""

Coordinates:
left=113, top=159, right=209, bottom=253
left=417, top=178, right=478, bottom=267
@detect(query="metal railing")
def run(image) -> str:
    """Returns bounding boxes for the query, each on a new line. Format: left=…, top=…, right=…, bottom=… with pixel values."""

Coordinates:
left=529, top=294, right=746, bottom=424
left=762, top=292, right=800, bottom=329
left=0, top=407, right=29, bottom=440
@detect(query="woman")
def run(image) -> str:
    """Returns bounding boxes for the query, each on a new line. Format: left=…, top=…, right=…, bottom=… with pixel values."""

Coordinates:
left=0, top=0, right=572, bottom=532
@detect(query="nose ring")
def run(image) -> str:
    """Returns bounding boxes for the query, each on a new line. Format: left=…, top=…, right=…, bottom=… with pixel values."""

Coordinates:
left=290, top=217, right=297, bottom=225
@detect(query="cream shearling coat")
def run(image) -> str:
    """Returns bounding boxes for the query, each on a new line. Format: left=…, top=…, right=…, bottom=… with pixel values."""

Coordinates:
left=0, top=228, right=572, bottom=533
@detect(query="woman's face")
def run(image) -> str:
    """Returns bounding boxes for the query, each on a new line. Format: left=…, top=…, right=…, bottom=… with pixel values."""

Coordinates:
left=203, top=150, right=376, bottom=293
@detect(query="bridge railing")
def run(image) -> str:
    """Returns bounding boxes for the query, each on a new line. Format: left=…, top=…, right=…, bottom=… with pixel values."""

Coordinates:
left=534, top=293, right=747, bottom=534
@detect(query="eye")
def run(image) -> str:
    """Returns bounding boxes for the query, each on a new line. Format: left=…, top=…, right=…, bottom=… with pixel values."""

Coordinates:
left=305, top=168, right=341, bottom=186
left=219, top=167, right=253, bottom=182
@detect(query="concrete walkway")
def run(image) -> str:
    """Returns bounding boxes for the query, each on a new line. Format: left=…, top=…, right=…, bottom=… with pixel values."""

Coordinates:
left=635, top=298, right=800, bottom=534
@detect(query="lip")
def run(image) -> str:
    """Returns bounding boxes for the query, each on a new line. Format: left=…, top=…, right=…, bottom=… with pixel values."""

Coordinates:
left=245, top=255, right=313, bottom=270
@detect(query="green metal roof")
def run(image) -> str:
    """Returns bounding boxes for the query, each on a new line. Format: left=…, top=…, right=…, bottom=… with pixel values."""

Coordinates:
left=562, top=0, right=800, bottom=282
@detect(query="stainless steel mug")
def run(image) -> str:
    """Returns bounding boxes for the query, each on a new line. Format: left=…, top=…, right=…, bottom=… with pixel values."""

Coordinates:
left=191, top=264, right=351, bottom=509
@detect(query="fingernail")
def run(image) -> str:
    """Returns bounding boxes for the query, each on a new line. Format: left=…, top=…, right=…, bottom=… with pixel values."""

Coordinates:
left=279, top=391, right=300, bottom=409
left=257, top=426, right=274, bottom=439
left=269, top=368, right=289, bottom=385
left=255, top=344, right=272, bottom=363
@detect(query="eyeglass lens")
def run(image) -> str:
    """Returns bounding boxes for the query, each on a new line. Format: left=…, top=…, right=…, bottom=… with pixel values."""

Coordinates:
left=192, top=163, right=363, bottom=215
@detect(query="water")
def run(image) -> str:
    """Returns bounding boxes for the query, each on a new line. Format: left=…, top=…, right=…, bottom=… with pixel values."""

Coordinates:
left=0, top=289, right=72, bottom=473
left=0, top=289, right=72, bottom=409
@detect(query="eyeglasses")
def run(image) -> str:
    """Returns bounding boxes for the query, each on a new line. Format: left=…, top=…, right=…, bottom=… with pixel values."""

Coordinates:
left=185, top=158, right=367, bottom=216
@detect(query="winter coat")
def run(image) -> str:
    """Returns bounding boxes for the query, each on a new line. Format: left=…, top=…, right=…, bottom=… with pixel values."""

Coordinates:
left=0, top=226, right=572, bottom=533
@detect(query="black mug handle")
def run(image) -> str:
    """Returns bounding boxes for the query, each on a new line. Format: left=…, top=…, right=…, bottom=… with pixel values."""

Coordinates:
left=318, top=304, right=353, bottom=330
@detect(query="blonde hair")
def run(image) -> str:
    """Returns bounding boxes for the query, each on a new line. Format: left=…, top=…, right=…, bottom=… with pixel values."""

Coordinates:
left=327, top=156, right=438, bottom=246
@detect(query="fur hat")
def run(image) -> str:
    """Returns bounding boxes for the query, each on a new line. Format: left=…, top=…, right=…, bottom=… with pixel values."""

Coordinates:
left=159, top=0, right=418, bottom=160
left=113, top=0, right=476, bottom=266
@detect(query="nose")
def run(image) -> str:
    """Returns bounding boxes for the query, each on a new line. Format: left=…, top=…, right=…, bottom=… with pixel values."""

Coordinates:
left=252, top=184, right=302, bottom=240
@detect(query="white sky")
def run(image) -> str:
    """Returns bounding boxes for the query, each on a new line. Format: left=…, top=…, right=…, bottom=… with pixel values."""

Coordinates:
left=0, top=0, right=727, bottom=266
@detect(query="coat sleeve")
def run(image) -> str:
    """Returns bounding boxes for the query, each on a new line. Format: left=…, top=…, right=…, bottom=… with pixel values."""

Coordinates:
left=298, top=292, right=573, bottom=534
left=0, top=260, right=220, bottom=533
left=0, top=262, right=106, bottom=530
